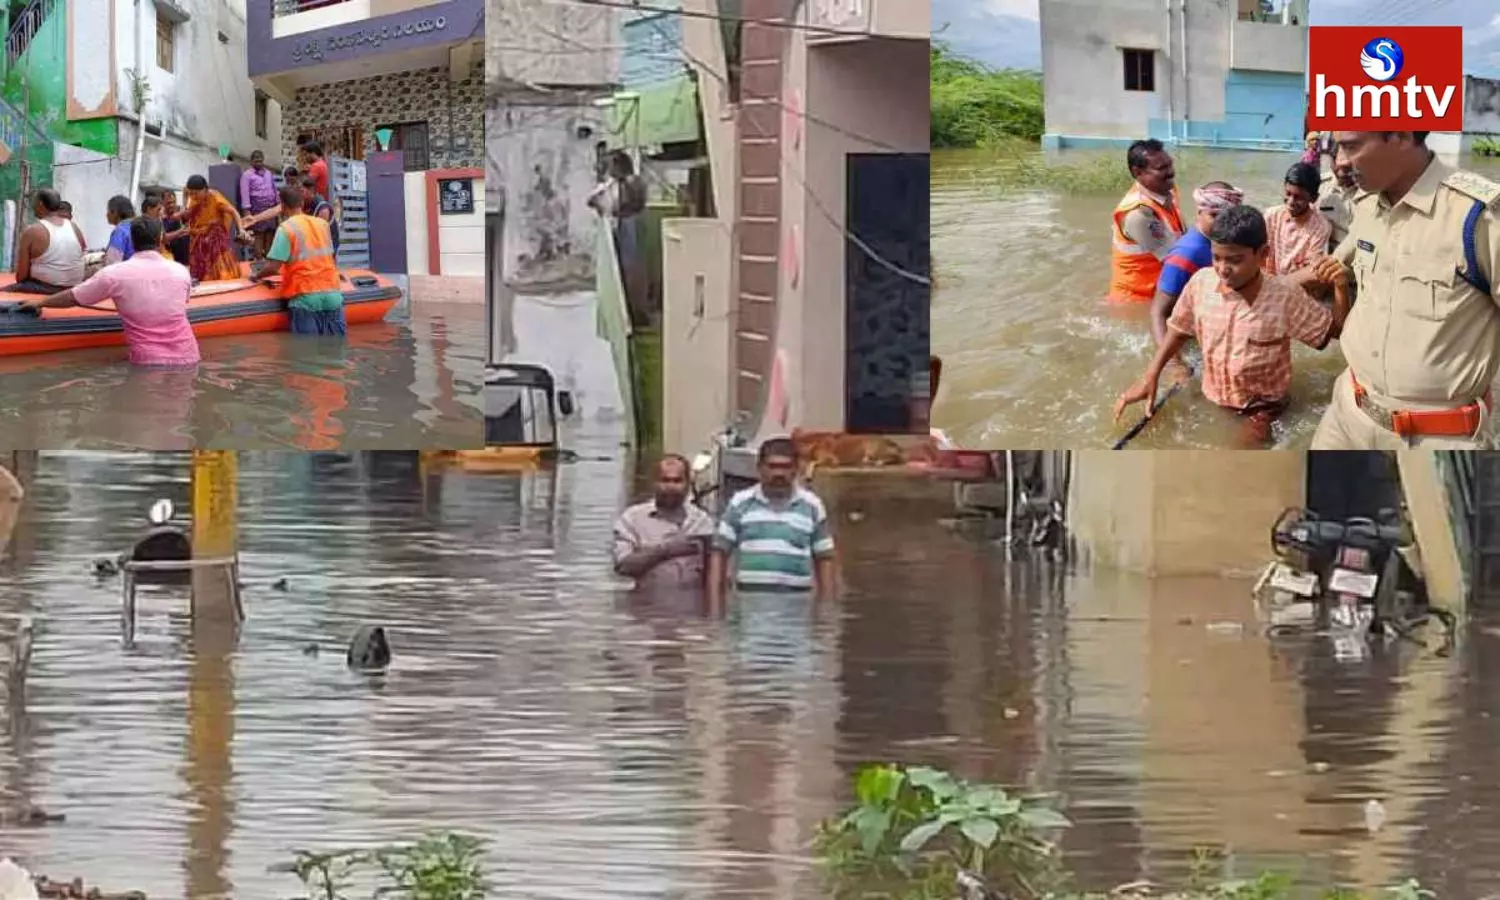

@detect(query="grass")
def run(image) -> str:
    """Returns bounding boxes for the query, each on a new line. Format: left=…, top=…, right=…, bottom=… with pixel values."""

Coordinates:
left=1474, top=136, right=1500, bottom=158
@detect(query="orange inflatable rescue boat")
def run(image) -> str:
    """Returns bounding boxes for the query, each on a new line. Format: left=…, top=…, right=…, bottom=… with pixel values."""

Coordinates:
left=0, top=263, right=401, bottom=357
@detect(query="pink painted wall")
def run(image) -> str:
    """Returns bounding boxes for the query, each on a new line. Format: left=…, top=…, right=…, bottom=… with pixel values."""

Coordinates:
left=771, top=35, right=930, bottom=433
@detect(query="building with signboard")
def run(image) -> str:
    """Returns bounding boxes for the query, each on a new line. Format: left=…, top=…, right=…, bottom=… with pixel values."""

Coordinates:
left=0, top=0, right=284, bottom=252
left=247, top=0, right=483, bottom=280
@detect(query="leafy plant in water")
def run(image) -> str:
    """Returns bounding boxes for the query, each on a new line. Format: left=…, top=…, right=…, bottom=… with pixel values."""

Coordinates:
left=284, top=831, right=486, bottom=900
left=372, top=831, right=487, bottom=900
left=815, top=763, right=1070, bottom=899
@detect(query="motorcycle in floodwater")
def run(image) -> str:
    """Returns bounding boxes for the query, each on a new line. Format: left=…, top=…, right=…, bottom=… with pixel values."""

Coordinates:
left=1252, top=506, right=1455, bottom=660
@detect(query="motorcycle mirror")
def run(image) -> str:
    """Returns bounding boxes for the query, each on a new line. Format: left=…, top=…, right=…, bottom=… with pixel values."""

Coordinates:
left=147, top=498, right=174, bottom=526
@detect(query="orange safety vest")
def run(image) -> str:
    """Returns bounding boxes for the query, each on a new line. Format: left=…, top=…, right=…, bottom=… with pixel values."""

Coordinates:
left=277, top=213, right=340, bottom=299
left=1107, top=184, right=1185, bottom=303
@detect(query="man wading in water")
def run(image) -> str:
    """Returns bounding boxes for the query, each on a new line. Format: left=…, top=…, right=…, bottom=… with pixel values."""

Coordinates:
left=1107, top=139, right=1185, bottom=303
left=708, top=438, right=837, bottom=611
left=1114, top=204, right=1350, bottom=447
left=612, top=455, right=715, bottom=592
left=1149, top=181, right=1243, bottom=367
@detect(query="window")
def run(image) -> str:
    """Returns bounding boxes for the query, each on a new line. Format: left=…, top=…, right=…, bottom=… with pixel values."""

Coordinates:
left=155, top=13, right=175, bottom=72
left=376, top=121, right=431, bottom=172
left=1123, top=48, right=1154, bottom=92
left=254, top=93, right=269, bottom=139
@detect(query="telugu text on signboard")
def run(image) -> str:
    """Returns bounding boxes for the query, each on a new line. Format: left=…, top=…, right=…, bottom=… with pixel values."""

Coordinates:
left=439, top=178, right=475, bottom=215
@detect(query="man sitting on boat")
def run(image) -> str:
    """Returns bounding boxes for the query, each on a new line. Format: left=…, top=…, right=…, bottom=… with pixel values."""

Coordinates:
left=181, top=175, right=249, bottom=282
left=12, top=188, right=87, bottom=293
left=17, top=217, right=200, bottom=368
left=103, top=195, right=139, bottom=265
left=250, top=184, right=346, bottom=336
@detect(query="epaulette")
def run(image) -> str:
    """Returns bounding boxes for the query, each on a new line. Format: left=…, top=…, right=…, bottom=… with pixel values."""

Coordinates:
left=1443, top=170, right=1500, bottom=208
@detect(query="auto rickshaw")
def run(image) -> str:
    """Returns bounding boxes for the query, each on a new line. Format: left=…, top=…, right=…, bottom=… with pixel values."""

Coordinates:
left=430, top=363, right=566, bottom=473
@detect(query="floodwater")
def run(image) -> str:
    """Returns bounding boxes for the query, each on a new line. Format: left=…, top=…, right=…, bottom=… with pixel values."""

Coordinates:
left=1, top=453, right=1499, bottom=896
left=0, top=299, right=482, bottom=450
left=932, top=147, right=1500, bottom=449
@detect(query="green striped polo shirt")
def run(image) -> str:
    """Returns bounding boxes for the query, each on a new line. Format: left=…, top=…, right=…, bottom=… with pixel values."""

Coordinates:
left=713, top=484, right=835, bottom=592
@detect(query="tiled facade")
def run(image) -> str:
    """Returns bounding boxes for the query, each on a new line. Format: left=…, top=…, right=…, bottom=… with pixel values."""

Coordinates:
left=280, top=64, right=484, bottom=168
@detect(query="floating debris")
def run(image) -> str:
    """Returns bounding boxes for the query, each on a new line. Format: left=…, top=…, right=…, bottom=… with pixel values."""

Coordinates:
left=0, top=805, right=63, bottom=827
left=347, top=625, right=391, bottom=672
left=1364, top=798, right=1387, bottom=833
left=34, top=875, right=145, bottom=899
left=272, top=578, right=289, bottom=592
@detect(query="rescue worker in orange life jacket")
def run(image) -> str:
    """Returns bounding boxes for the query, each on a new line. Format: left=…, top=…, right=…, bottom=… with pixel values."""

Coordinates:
left=1107, top=139, right=1186, bottom=303
left=249, top=184, right=345, bottom=336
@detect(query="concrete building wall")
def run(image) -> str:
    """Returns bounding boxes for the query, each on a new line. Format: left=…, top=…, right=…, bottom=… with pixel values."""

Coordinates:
left=486, top=97, right=605, bottom=290
left=1068, top=450, right=1307, bottom=577
left=661, top=218, right=733, bottom=454
left=280, top=61, right=482, bottom=167
left=1467, top=76, right=1500, bottom=135
left=1042, top=0, right=1304, bottom=148
left=435, top=174, right=483, bottom=275
left=792, top=36, right=928, bottom=430
left=50, top=0, right=283, bottom=249
left=486, top=0, right=619, bottom=89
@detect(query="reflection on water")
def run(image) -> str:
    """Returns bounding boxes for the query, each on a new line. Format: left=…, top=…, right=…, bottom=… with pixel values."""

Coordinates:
left=2, top=456, right=1499, bottom=895
left=0, top=301, right=482, bottom=450
left=931, top=147, right=1500, bottom=449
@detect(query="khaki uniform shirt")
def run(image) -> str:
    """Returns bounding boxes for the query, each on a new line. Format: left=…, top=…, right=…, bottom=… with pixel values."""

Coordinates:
left=1332, top=157, right=1500, bottom=405
left=1317, top=171, right=1366, bottom=250
left=612, top=499, right=715, bottom=591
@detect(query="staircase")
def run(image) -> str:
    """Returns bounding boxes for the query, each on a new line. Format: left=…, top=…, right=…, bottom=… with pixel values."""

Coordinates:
left=0, top=0, right=56, bottom=155
left=5, top=0, right=55, bottom=66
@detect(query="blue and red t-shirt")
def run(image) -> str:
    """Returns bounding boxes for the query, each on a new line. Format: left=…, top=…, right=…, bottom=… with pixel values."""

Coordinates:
left=1156, top=227, right=1213, bottom=298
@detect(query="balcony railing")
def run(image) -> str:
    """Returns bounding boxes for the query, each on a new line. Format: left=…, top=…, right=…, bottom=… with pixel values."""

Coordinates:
left=6, top=0, right=56, bottom=65
left=273, top=0, right=354, bottom=19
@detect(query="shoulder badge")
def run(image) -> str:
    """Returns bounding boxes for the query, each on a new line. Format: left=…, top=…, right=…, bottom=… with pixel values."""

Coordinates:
left=1443, top=170, right=1500, bottom=208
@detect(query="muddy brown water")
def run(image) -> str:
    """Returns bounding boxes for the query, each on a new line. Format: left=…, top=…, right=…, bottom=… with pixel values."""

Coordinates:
left=0, top=452, right=1498, bottom=896
left=0, top=299, right=482, bottom=450
left=931, top=147, right=1500, bottom=449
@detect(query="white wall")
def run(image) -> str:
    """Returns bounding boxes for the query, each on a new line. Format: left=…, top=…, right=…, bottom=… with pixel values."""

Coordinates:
left=436, top=176, right=483, bottom=276
left=404, top=170, right=428, bottom=274
left=1040, top=0, right=1235, bottom=138
left=112, top=0, right=283, bottom=171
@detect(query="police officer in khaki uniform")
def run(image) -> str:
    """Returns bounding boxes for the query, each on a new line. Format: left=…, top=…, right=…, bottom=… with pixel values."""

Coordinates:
left=1317, top=158, right=1366, bottom=252
left=1311, top=131, right=1500, bottom=450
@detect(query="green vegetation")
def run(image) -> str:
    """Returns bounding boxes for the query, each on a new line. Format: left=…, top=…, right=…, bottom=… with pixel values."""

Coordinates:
left=1474, top=136, right=1500, bottom=158
left=816, top=763, right=1433, bottom=900
left=931, top=42, right=1044, bottom=148
left=284, top=831, right=486, bottom=900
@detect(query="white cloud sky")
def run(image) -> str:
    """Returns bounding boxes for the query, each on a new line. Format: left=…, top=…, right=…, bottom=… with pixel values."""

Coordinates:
left=984, top=0, right=1039, bottom=21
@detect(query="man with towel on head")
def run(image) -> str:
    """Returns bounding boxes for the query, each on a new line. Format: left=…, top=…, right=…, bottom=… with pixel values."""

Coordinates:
left=1148, top=181, right=1244, bottom=349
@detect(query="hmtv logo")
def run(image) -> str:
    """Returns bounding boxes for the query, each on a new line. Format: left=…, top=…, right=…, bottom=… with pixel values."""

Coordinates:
left=1307, top=27, right=1464, bottom=131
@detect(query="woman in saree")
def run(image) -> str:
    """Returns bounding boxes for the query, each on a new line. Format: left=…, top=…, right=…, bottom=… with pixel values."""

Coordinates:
left=181, top=174, right=246, bottom=281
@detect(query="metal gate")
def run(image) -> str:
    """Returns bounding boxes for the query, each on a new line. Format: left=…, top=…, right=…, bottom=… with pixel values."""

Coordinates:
left=328, top=156, right=370, bottom=270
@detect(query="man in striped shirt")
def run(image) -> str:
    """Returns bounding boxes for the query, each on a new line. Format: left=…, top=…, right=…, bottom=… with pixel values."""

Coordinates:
left=708, top=437, right=836, bottom=605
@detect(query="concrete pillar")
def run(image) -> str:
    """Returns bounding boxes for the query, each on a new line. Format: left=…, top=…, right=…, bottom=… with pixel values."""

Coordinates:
left=0, top=463, right=20, bottom=559
left=1395, top=450, right=1467, bottom=611
left=190, top=451, right=240, bottom=626
left=1068, top=450, right=1306, bottom=577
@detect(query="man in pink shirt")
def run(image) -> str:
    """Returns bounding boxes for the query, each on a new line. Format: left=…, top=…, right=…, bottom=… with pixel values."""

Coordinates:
left=20, top=217, right=200, bottom=367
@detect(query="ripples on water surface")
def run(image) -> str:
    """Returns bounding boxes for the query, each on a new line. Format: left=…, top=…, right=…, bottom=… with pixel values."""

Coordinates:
left=2, top=453, right=1500, bottom=895
left=0, top=300, right=482, bottom=450
left=931, top=147, right=1500, bottom=449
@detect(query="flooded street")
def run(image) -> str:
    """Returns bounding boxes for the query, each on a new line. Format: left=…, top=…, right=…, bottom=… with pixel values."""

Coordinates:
left=931, top=147, right=1500, bottom=449
left=3, top=453, right=1500, bottom=895
left=0, top=299, right=482, bottom=450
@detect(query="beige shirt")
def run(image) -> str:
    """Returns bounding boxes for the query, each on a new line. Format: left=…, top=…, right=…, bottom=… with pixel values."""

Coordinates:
left=1317, top=171, right=1365, bottom=249
left=1333, top=157, right=1500, bottom=405
left=612, top=499, right=716, bottom=590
